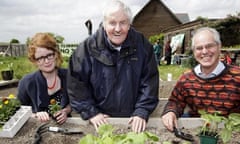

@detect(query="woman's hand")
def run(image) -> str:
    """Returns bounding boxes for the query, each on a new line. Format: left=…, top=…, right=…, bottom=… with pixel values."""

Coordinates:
left=54, top=110, right=68, bottom=124
left=54, top=105, right=71, bottom=124
left=32, top=111, right=50, bottom=122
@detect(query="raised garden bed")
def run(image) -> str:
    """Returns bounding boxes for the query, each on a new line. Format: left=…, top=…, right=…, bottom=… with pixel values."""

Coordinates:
left=1, top=117, right=240, bottom=143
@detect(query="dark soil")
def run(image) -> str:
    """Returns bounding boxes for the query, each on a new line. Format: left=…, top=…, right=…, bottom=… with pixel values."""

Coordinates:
left=0, top=118, right=195, bottom=144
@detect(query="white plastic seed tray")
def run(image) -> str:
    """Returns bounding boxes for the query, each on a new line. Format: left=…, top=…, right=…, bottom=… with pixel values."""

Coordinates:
left=0, top=106, right=32, bottom=138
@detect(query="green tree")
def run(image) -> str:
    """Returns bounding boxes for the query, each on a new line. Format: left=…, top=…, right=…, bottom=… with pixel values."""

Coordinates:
left=25, top=37, right=31, bottom=47
left=55, top=35, right=64, bottom=43
left=149, top=33, right=164, bottom=45
left=47, top=32, right=65, bottom=43
left=205, top=13, right=240, bottom=47
left=10, top=38, right=19, bottom=44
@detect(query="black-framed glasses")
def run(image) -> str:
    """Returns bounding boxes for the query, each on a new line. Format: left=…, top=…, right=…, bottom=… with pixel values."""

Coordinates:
left=35, top=53, right=55, bottom=64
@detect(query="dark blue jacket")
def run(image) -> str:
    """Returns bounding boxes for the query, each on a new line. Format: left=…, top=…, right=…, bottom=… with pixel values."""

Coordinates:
left=17, top=68, right=69, bottom=113
left=67, top=26, right=159, bottom=120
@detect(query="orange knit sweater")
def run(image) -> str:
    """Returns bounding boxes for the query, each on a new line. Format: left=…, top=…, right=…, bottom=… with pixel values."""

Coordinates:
left=162, top=64, right=240, bottom=117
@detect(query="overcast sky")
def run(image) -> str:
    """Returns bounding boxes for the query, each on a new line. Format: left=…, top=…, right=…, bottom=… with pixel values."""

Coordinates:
left=0, top=0, right=239, bottom=43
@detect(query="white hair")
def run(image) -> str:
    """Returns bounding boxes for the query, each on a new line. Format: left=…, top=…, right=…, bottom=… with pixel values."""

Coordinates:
left=102, top=0, right=132, bottom=25
left=191, top=27, right=221, bottom=49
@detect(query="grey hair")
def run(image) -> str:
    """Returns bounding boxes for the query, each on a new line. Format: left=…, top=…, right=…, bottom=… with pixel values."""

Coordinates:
left=191, top=27, right=221, bottom=49
left=102, top=0, right=132, bottom=25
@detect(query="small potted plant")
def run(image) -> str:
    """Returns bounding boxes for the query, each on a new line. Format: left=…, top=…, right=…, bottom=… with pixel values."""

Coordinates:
left=48, top=99, right=61, bottom=120
left=199, top=110, right=240, bottom=144
left=1, top=63, right=14, bottom=81
left=198, top=110, right=224, bottom=144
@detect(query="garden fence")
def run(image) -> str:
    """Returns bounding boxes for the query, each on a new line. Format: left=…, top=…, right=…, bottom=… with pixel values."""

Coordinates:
left=0, top=44, right=27, bottom=57
left=0, top=43, right=78, bottom=57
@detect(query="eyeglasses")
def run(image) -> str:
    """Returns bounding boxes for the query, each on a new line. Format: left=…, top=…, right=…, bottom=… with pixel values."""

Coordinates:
left=35, top=53, right=55, bottom=64
left=193, top=42, right=218, bottom=51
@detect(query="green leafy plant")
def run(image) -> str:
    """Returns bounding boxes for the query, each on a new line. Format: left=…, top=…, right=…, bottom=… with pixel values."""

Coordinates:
left=79, top=124, right=159, bottom=144
left=0, top=62, right=13, bottom=71
left=199, top=110, right=240, bottom=144
left=199, top=110, right=224, bottom=138
left=0, top=94, right=21, bottom=129
left=219, top=113, right=240, bottom=143
left=6, top=63, right=13, bottom=71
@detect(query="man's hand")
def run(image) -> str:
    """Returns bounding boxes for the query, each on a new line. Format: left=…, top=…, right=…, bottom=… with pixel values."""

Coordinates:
left=128, top=116, right=146, bottom=133
left=161, top=112, right=178, bottom=131
left=89, top=113, right=109, bottom=131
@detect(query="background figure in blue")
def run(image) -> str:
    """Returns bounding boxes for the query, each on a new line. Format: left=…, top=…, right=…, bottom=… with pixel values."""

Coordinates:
left=153, top=39, right=162, bottom=65
left=67, top=0, right=159, bottom=133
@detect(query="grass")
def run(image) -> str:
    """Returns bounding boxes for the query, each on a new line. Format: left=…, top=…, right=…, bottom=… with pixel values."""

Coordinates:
left=0, top=56, right=35, bottom=80
left=158, top=64, right=190, bottom=81
left=0, top=56, right=68, bottom=80
left=0, top=56, right=190, bottom=81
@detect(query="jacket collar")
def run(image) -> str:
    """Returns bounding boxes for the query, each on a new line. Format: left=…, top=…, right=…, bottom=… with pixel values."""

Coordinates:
left=89, top=26, right=137, bottom=63
left=35, top=70, right=49, bottom=108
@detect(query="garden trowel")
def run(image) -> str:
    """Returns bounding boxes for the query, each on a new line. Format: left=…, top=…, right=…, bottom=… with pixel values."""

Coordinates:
left=173, top=126, right=194, bottom=142
left=48, top=126, right=84, bottom=135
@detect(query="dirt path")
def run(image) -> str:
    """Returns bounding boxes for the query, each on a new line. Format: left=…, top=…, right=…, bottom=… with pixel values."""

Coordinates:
left=0, top=84, right=18, bottom=97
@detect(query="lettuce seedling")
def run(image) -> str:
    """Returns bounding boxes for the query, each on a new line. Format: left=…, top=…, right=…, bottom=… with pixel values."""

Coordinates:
left=79, top=124, right=159, bottom=144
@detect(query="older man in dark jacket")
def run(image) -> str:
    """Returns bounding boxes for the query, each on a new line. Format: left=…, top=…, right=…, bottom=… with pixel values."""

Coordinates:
left=67, top=0, right=159, bottom=133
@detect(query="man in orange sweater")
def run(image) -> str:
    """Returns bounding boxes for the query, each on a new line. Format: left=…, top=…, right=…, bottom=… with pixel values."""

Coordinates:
left=162, top=27, right=240, bottom=132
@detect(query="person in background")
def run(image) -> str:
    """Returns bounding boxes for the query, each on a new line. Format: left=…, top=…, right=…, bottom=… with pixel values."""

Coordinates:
left=172, top=52, right=180, bottom=65
left=220, top=51, right=232, bottom=65
left=17, top=33, right=71, bottom=124
left=224, top=51, right=232, bottom=65
left=153, top=39, right=162, bottom=65
left=67, top=0, right=159, bottom=133
left=161, top=27, right=240, bottom=131
left=164, top=39, right=172, bottom=65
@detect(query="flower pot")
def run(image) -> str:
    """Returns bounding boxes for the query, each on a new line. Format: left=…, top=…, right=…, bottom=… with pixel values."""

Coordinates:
left=1, top=70, right=14, bottom=80
left=199, top=135, right=218, bottom=144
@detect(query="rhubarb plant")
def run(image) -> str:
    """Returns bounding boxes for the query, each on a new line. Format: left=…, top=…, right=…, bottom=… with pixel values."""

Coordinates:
left=220, top=113, right=240, bottom=143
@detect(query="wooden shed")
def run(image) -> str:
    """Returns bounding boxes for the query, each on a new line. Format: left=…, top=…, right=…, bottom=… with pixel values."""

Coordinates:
left=132, top=0, right=183, bottom=39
